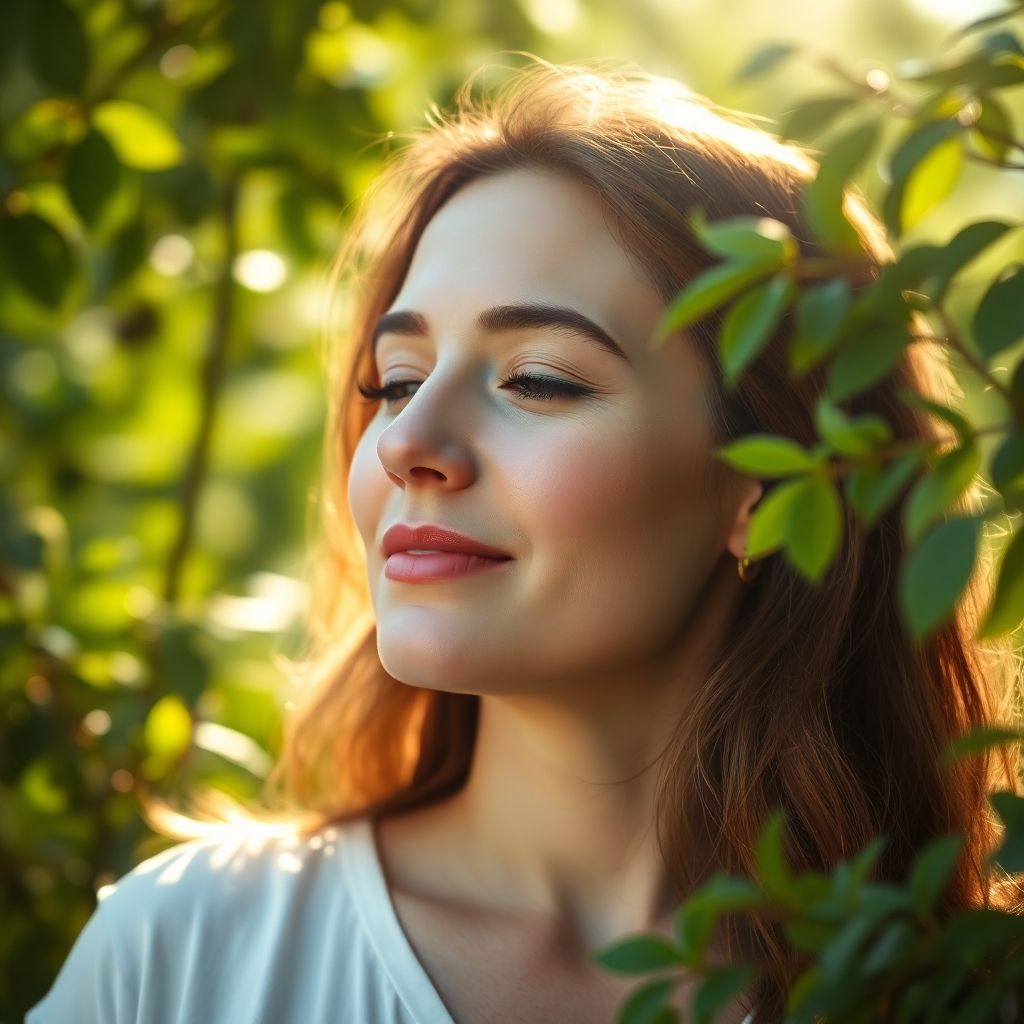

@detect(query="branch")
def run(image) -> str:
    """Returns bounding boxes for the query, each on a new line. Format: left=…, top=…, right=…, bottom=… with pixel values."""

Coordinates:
left=808, top=49, right=1024, bottom=163
left=162, top=174, right=241, bottom=607
left=964, top=149, right=1024, bottom=172
left=821, top=421, right=1014, bottom=483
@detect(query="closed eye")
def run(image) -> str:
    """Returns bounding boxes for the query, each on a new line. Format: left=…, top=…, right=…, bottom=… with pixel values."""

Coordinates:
left=356, top=370, right=594, bottom=406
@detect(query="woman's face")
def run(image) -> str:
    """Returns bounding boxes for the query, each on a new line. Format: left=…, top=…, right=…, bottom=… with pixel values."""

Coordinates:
left=348, top=167, right=761, bottom=696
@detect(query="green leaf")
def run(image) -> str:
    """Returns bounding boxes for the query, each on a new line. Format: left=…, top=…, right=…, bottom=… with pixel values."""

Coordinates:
left=715, top=435, right=818, bottom=477
left=65, top=129, right=122, bottom=230
left=907, top=833, right=964, bottom=914
left=719, top=273, right=795, bottom=390
left=616, top=975, right=679, bottom=1024
left=849, top=835, right=889, bottom=885
left=592, top=934, right=686, bottom=974
left=689, top=875, right=770, bottom=914
left=858, top=883, right=913, bottom=920
left=790, top=870, right=832, bottom=905
left=174, top=42, right=235, bottom=90
left=930, top=219, right=1015, bottom=304
left=777, top=95, right=863, bottom=142
left=817, top=911, right=880, bottom=983
left=791, top=278, right=851, bottom=375
left=746, top=476, right=807, bottom=557
left=93, top=101, right=185, bottom=171
left=868, top=245, right=945, bottom=309
left=786, top=965, right=827, bottom=1015
left=653, top=259, right=780, bottom=346
left=898, top=514, right=982, bottom=640
left=941, top=725, right=1024, bottom=767
left=754, top=810, right=794, bottom=901
left=990, top=791, right=1024, bottom=873
left=144, top=694, right=193, bottom=759
left=689, top=210, right=797, bottom=264
left=883, top=120, right=964, bottom=235
left=736, top=42, right=797, bottom=81
left=826, top=323, right=907, bottom=402
left=692, top=965, right=756, bottom=1024
left=0, top=212, right=76, bottom=309
left=785, top=476, right=843, bottom=583
left=815, top=395, right=893, bottom=457
left=785, top=917, right=840, bottom=953
left=980, top=28, right=1024, bottom=56
left=952, top=4, right=1024, bottom=40
left=978, top=526, right=1024, bottom=638
left=972, top=264, right=1024, bottom=359
left=897, top=49, right=1024, bottom=90
left=902, top=441, right=981, bottom=544
left=860, top=919, right=917, bottom=977
left=991, top=425, right=1024, bottom=508
left=903, top=135, right=964, bottom=231
left=28, top=0, right=89, bottom=93
left=976, top=51, right=1024, bottom=89
left=673, top=902, right=718, bottom=962
left=804, top=119, right=881, bottom=252
left=19, top=758, right=69, bottom=815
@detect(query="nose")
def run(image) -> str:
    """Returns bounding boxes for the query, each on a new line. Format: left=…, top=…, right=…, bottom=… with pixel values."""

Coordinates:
left=374, top=373, right=478, bottom=491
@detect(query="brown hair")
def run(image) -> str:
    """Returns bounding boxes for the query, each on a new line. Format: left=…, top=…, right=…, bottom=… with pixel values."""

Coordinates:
left=144, top=54, right=1023, bottom=1020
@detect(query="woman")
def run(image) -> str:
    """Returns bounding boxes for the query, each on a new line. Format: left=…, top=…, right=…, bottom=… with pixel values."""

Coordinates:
left=28, top=55, right=1021, bottom=1024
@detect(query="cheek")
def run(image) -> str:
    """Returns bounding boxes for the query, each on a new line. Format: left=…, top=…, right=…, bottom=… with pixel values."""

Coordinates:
left=519, top=422, right=711, bottom=557
left=517, top=419, right=720, bottom=657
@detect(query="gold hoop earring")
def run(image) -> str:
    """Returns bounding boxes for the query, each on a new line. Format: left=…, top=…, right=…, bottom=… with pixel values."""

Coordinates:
left=737, top=548, right=760, bottom=582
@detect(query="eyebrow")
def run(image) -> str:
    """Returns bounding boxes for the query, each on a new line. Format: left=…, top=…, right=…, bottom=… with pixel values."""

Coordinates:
left=370, top=302, right=630, bottom=362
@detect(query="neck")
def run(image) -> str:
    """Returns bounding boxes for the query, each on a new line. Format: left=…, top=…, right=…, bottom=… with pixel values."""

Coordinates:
left=379, top=556, right=746, bottom=957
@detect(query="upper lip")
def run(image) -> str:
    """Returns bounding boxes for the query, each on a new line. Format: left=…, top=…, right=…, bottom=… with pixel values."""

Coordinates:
left=381, top=523, right=512, bottom=559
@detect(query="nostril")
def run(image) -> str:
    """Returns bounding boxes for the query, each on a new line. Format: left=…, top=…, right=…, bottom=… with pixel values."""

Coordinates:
left=409, top=467, right=447, bottom=481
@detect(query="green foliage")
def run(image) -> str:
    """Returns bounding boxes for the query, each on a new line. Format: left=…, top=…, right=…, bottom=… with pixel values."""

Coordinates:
left=668, top=7, right=1024, bottom=648
left=0, top=0, right=553, bottom=1017
left=6, top=0, right=1024, bottom=1021
left=597, top=729, right=1024, bottom=1024
left=804, top=118, right=881, bottom=253
left=598, top=8, right=1024, bottom=1021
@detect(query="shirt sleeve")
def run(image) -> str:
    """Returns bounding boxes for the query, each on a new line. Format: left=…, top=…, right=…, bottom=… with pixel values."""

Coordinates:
left=24, top=898, right=135, bottom=1024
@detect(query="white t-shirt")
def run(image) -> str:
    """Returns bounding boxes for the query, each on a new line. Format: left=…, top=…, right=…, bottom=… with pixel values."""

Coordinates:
left=26, top=816, right=756, bottom=1023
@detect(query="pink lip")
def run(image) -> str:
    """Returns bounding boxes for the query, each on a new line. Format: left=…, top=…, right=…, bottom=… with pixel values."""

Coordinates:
left=381, top=523, right=512, bottom=559
left=384, top=551, right=512, bottom=583
left=380, top=523, right=513, bottom=585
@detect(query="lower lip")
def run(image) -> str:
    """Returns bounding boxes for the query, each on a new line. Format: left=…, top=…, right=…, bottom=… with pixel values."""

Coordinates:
left=384, top=552, right=513, bottom=583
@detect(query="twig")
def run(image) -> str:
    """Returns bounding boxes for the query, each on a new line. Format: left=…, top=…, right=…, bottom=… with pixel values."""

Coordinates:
left=163, top=174, right=241, bottom=607
left=931, top=303, right=1020, bottom=414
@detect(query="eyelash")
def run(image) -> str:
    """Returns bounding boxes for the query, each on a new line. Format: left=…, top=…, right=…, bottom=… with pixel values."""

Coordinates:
left=356, top=370, right=593, bottom=406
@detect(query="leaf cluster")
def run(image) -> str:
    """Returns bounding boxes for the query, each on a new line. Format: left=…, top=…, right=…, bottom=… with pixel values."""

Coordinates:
left=596, top=728, right=1024, bottom=1024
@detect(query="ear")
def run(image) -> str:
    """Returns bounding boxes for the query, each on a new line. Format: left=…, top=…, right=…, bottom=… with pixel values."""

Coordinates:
left=725, top=478, right=764, bottom=563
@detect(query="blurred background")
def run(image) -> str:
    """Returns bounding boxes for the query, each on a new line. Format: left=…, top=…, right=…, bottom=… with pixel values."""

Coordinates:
left=2, top=0, right=1021, bottom=1018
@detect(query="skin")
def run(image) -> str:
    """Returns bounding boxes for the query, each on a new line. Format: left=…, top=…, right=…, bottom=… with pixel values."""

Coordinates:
left=347, top=167, right=763, bottom=1011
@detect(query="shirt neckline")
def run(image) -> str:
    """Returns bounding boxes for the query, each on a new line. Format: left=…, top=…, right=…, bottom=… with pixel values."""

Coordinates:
left=340, top=816, right=755, bottom=1024
left=342, top=816, right=457, bottom=1024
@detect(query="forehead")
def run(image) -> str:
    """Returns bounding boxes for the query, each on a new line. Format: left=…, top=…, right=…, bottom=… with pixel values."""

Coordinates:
left=390, top=168, right=666, bottom=356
